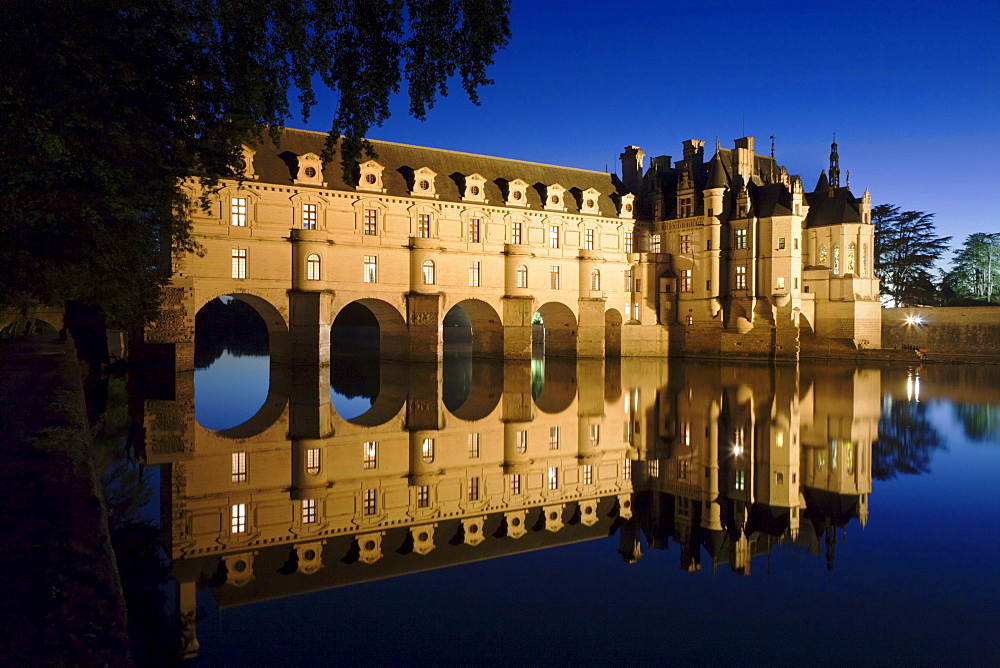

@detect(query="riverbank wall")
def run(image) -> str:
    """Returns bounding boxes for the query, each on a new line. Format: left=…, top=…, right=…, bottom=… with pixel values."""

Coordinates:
left=882, top=306, right=1000, bottom=362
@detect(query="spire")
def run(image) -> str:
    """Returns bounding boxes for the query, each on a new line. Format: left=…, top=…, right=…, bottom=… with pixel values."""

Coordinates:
left=829, top=135, right=840, bottom=188
left=706, top=151, right=728, bottom=190
left=815, top=169, right=829, bottom=192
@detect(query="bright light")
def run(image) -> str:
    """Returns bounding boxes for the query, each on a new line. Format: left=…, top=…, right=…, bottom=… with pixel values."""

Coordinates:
left=732, top=444, right=744, bottom=457
left=905, top=314, right=925, bottom=326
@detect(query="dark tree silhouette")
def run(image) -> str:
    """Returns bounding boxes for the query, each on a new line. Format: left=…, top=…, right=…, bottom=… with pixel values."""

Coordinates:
left=873, top=396, right=947, bottom=479
left=872, top=204, right=951, bottom=306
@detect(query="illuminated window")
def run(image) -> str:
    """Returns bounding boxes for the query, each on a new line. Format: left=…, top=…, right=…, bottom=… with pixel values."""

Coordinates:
left=550, top=266, right=560, bottom=290
left=649, top=459, right=659, bottom=478
left=469, top=261, right=480, bottom=287
left=231, top=504, right=247, bottom=533
left=623, top=458, right=632, bottom=480
left=778, top=237, right=785, bottom=250
left=306, top=254, right=321, bottom=281
left=363, top=255, right=377, bottom=283
left=777, top=276, right=785, bottom=290
left=421, top=438, right=435, bottom=464
left=231, top=452, right=247, bottom=483
left=833, top=244, right=840, bottom=274
left=516, top=430, right=527, bottom=454
left=363, top=489, right=377, bottom=515
left=516, top=265, right=528, bottom=288
left=422, top=260, right=435, bottom=285
left=549, top=225, right=560, bottom=248
left=306, top=448, right=321, bottom=475
left=302, top=499, right=317, bottom=524
left=679, top=459, right=690, bottom=480
left=679, top=196, right=693, bottom=218
left=468, top=477, right=480, bottom=501
left=584, top=229, right=594, bottom=250
left=549, top=426, right=559, bottom=450
left=363, top=441, right=377, bottom=470
left=681, top=269, right=691, bottom=292
left=651, top=234, right=661, bottom=253
left=590, top=269, right=601, bottom=291
left=735, top=228, right=747, bottom=249
left=547, top=466, right=559, bottom=490
left=417, top=213, right=431, bottom=238
left=468, top=433, right=480, bottom=459
left=510, top=474, right=521, bottom=495
left=861, top=243, right=867, bottom=276
left=590, top=423, right=600, bottom=446
left=735, top=265, right=747, bottom=290
left=686, top=315, right=694, bottom=325
left=734, top=470, right=745, bottom=491
left=303, top=203, right=318, bottom=230
left=583, top=465, right=593, bottom=485
left=847, top=242, right=856, bottom=274
left=231, top=249, right=247, bottom=279
left=231, top=197, right=247, bottom=226
left=511, top=222, right=522, bottom=245
left=819, top=244, right=828, bottom=264
left=624, top=231, right=633, bottom=253
left=468, top=218, right=481, bottom=243
left=679, top=234, right=691, bottom=253
left=416, top=486, right=429, bottom=508
left=682, top=421, right=691, bottom=446
left=363, top=209, right=377, bottom=235
left=624, top=269, right=632, bottom=292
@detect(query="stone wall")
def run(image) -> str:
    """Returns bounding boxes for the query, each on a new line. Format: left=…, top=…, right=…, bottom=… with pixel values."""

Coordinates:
left=882, top=307, right=1000, bottom=359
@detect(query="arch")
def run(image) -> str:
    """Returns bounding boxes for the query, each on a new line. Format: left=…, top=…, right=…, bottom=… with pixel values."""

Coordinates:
left=444, top=299, right=504, bottom=358
left=0, top=317, right=59, bottom=340
left=422, top=260, right=435, bottom=285
left=605, top=308, right=622, bottom=357
left=443, top=356, right=503, bottom=422
left=590, top=269, right=601, bottom=291
left=306, top=254, right=321, bottom=281
left=535, top=301, right=578, bottom=357
left=532, top=356, right=577, bottom=414
left=331, top=298, right=408, bottom=361
left=196, top=291, right=289, bottom=363
left=516, top=264, right=528, bottom=288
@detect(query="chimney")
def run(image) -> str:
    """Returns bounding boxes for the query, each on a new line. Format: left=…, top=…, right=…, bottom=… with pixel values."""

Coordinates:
left=619, top=145, right=645, bottom=195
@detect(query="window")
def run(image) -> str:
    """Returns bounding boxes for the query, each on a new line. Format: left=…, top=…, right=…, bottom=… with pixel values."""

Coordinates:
left=363, top=441, right=377, bottom=470
left=306, top=254, right=321, bottom=281
left=468, top=433, right=480, bottom=459
left=624, top=231, right=633, bottom=253
left=686, top=315, right=694, bottom=325
left=794, top=277, right=799, bottom=289
left=679, top=196, right=693, bottom=218
left=510, top=474, right=521, bottom=495
left=422, top=260, right=435, bottom=285
left=833, top=244, right=840, bottom=274
left=623, top=458, right=632, bottom=480
left=468, top=218, right=481, bottom=243
left=549, top=225, right=560, bottom=249
left=421, top=438, right=435, bottom=464
left=847, top=242, right=856, bottom=274
left=794, top=238, right=799, bottom=250
left=681, top=269, right=691, bottom=292
left=549, top=426, right=560, bottom=450
left=777, top=276, right=785, bottom=290
left=590, top=269, right=601, bottom=291
left=819, top=244, right=828, bottom=264
left=547, top=466, right=559, bottom=490
left=735, top=265, right=747, bottom=290
left=679, top=234, right=691, bottom=254
left=679, top=459, right=690, bottom=480
left=590, top=423, right=600, bottom=446
left=303, top=203, right=318, bottom=230
left=363, top=489, right=377, bottom=515
left=231, top=197, right=247, bottom=226
left=706, top=279, right=712, bottom=291
left=734, top=470, right=745, bottom=491
left=776, top=472, right=784, bottom=485
left=469, top=261, right=481, bottom=287
left=516, top=265, right=528, bottom=288
left=417, top=213, right=431, bottom=238
left=363, top=209, right=377, bottom=235
left=583, top=465, right=593, bottom=485
left=735, top=228, right=747, bottom=250
left=778, top=237, right=786, bottom=250
left=231, top=452, right=247, bottom=483
left=550, top=266, right=560, bottom=289
left=231, top=504, right=247, bottom=533
left=306, top=448, right=321, bottom=475
left=861, top=243, right=867, bottom=276
left=584, top=229, right=594, bottom=250
left=468, top=477, right=480, bottom=501
left=651, top=234, right=661, bottom=253
left=231, top=249, right=247, bottom=279
left=511, top=222, right=522, bottom=245
left=416, top=486, right=429, bottom=508
left=515, top=430, right=527, bottom=454
left=624, top=269, right=632, bottom=292
left=302, top=499, right=317, bottom=524
left=363, top=255, right=377, bottom=283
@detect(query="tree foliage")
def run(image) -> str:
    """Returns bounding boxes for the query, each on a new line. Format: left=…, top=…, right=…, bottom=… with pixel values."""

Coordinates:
left=872, top=204, right=951, bottom=306
left=0, top=0, right=510, bottom=326
left=943, top=232, right=1000, bottom=303
left=873, top=395, right=946, bottom=480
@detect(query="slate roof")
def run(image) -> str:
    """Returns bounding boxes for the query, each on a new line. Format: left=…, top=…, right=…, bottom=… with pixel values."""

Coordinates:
left=749, top=182, right=794, bottom=218
left=249, top=127, right=628, bottom=218
left=804, top=183, right=863, bottom=228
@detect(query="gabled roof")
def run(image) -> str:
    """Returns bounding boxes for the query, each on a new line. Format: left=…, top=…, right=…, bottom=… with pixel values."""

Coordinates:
left=749, top=182, right=793, bottom=218
left=248, top=128, right=628, bottom=218
left=804, top=185, right=863, bottom=228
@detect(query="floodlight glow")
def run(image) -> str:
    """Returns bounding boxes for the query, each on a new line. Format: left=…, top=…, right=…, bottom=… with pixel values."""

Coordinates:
left=732, top=444, right=744, bottom=457
left=905, top=315, right=925, bottom=326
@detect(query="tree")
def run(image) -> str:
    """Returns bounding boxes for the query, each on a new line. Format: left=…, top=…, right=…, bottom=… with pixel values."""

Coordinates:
left=944, top=232, right=1000, bottom=303
left=872, top=204, right=951, bottom=306
left=0, top=1, right=511, bottom=326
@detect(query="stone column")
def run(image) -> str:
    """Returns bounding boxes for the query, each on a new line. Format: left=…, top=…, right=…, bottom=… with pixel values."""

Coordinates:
left=288, top=290, right=332, bottom=366
left=577, top=298, right=606, bottom=357
left=502, top=296, right=534, bottom=359
left=406, top=292, right=442, bottom=362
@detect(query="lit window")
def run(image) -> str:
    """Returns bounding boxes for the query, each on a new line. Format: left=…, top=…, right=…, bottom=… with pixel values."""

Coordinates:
left=231, top=452, right=247, bottom=483
left=735, top=265, right=747, bottom=290
left=624, top=269, right=632, bottom=292
left=860, top=243, right=867, bottom=276
left=231, top=503, right=247, bottom=533
left=511, top=222, right=522, bottom=245
left=651, top=234, right=661, bottom=253
left=363, top=255, right=377, bottom=283
left=468, top=477, right=480, bottom=501
left=583, top=465, right=593, bottom=485
left=682, top=421, right=691, bottom=446
left=302, top=498, right=317, bottom=524
left=777, top=276, right=785, bottom=290
left=516, top=265, right=528, bottom=288
left=590, top=269, right=600, bottom=291
left=510, top=474, right=521, bottom=495
left=516, top=430, right=527, bottom=454
left=686, top=315, right=694, bottom=325
left=417, top=213, right=431, bottom=238
left=550, top=266, right=560, bottom=290
left=421, top=438, right=435, bottom=464
left=422, top=260, right=435, bottom=285
left=363, top=441, right=377, bottom=470
left=468, top=433, right=480, bottom=459
left=547, top=466, right=559, bottom=490
left=679, top=234, right=691, bottom=254
left=681, top=269, right=691, bottom=292
left=833, top=244, right=841, bottom=274
left=468, top=218, right=481, bottom=243
left=584, top=229, right=594, bottom=250
left=417, top=486, right=429, bottom=508
left=303, top=203, right=318, bottom=230
left=847, top=242, right=856, bottom=274
left=649, top=459, right=659, bottom=478
left=231, top=249, right=247, bottom=279
left=363, top=209, right=377, bottom=235
left=624, top=231, right=633, bottom=253
left=549, top=426, right=559, bottom=450
left=231, top=197, right=247, bottom=226
left=735, top=229, right=747, bottom=250
left=549, top=225, right=560, bottom=248
left=469, top=261, right=481, bottom=287
left=679, top=459, right=690, bottom=480
left=679, top=196, right=693, bottom=218
left=363, top=489, right=377, bottom=516
left=306, top=448, right=321, bottom=475
left=819, top=244, right=828, bottom=264
left=623, top=458, right=632, bottom=480
left=306, top=253, right=321, bottom=281
left=734, top=470, right=745, bottom=491
left=590, top=423, right=600, bottom=446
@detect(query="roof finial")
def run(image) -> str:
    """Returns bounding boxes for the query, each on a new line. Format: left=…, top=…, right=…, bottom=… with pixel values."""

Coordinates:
left=829, top=134, right=840, bottom=189
left=846, top=170, right=850, bottom=188
left=715, top=135, right=720, bottom=153
left=770, top=135, right=775, bottom=160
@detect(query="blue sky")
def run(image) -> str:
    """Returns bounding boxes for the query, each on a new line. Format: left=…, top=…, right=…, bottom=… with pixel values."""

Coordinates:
left=291, top=0, right=999, bottom=264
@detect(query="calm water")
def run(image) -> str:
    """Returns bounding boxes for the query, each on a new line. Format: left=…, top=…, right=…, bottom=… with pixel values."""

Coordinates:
left=177, top=350, right=1000, bottom=665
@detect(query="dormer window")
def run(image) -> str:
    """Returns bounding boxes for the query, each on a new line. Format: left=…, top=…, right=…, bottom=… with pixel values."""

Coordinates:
left=462, top=173, right=488, bottom=203
left=357, top=160, right=385, bottom=192
left=678, top=196, right=694, bottom=218
left=545, top=184, right=566, bottom=211
left=618, top=193, right=635, bottom=219
left=409, top=167, right=438, bottom=198
left=505, top=179, right=529, bottom=207
left=238, top=144, right=257, bottom=179
left=293, top=153, right=325, bottom=187
left=580, top=188, right=601, bottom=215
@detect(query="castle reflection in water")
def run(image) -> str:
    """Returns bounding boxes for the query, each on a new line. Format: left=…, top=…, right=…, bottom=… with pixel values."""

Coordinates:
left=146, top=357, right=876, bottom=656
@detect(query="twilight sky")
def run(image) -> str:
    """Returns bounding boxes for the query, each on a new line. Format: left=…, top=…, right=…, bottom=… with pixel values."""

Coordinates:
left=291, top=0, right=999, bottom=263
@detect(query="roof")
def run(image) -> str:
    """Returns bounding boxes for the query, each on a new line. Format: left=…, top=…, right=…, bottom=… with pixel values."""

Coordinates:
left=749, top=182, right=793, bottom=218
left=249, top=128, right=628, bottom=218
left=804, top=184, right=864, bottom=228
